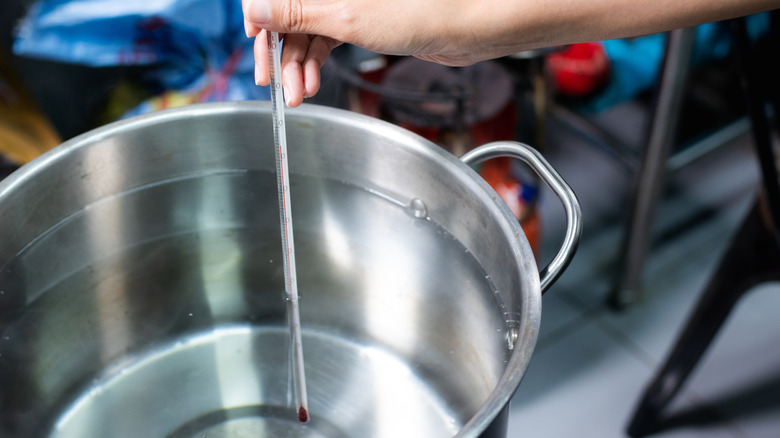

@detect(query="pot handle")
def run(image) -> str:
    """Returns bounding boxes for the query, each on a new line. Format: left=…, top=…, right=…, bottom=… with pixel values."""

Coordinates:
left=460, top=142, right=582, bottom=293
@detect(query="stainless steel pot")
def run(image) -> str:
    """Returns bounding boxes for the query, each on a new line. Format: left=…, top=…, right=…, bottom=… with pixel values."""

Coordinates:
left=0, top=102, right=581, bottom=438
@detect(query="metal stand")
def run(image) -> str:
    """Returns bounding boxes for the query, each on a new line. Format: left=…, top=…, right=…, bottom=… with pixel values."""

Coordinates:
left=626, top=15, right=780, bottom=436
left=549, top=28, right=748, bottom=308
left=608, top=27, right=697, bottom=308
left=626, top=199, right=780, bottom=437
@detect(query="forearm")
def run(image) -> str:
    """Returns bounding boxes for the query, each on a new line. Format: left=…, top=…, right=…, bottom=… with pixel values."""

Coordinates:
left=456, top=0, right=779, bottom=60
left=243, top=0, right=779, bottom=105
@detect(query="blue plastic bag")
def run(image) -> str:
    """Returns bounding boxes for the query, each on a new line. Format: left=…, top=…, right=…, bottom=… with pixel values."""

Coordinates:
left=14, top=0, right=269, bottom=113
left=576, top=14, right=770, bottom=112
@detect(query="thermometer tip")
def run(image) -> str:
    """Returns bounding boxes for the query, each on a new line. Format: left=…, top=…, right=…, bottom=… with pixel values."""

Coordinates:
left=298, top=406, right=309, bottom=423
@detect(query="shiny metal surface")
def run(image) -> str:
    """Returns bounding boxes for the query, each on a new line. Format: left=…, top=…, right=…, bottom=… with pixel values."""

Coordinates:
left=0, top=102, right=580, bottom=437
left=460, top=142, right=582, bottom=293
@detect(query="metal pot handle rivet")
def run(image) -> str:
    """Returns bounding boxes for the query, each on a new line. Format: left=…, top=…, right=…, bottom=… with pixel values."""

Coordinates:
left=460, top=142, right=582, bottom=293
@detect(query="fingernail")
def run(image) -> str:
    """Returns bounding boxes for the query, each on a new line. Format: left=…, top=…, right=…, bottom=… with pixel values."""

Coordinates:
left=246, top=0, right=271, bottom=25
left=244, top=19, right=253, bottom=38
left=254, top=64, right=261, bottom=85
left=283, top=85, right=291, bottom=106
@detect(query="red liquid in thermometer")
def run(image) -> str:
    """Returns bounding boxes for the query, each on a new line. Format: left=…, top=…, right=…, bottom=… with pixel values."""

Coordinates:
left=298, top=406, right=309, bottom=423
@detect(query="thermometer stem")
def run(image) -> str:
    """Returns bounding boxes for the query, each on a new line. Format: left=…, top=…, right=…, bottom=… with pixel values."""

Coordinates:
left=267, top=31, right=309, bottom=423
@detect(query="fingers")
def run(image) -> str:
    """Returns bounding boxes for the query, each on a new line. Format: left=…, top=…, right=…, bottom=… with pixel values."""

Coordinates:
left=279, top=33, right=308, bottom=107
left=253, top=30, right=271, bottom=86
left=254, top=33, right=340, bottom=107
left=281, top=35, right=342, bottom=106
left=245, top=20, right=261, bottom=37
left=244, top=0, right=272, bottom=27
left=301, top=36, right=341, bottom=97
left=245, top=0, right=343, bottom=106
left=244, top=0, right=337, bottom=36
left=252, top=31, right=309, bottom=107
left=242, top=0, right=261, bottom=37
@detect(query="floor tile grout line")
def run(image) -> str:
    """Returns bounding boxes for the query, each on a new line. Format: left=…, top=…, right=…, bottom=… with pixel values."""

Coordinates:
left=574, top=300, right=752, bottom=438
left=533, top=307, right=596, bottom=354
left=673, top=389, right=753, bottom=438
left=548, top=280, right=754, bottom=436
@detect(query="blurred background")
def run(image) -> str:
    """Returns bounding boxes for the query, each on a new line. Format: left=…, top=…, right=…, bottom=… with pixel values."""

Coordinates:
left=1, top=0, right=779, bottom=436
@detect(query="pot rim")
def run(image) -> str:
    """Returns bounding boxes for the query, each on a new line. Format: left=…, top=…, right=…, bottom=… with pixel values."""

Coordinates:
left=0, top=101, right=541, bottom=438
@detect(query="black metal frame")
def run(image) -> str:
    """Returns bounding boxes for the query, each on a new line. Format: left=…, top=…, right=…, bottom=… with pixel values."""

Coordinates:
left=626, top=13, right=780, bottom=437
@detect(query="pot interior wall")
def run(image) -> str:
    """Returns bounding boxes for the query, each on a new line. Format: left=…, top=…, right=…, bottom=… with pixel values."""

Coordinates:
left=0, top=103, right=536, bottom=437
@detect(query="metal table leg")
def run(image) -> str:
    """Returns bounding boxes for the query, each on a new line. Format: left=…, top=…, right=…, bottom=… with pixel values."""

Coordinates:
left=608, top=27, right=697, bottom=308
left=627, top=18, right=780, bottom=434
left=626, top=197, right=780, bottom=436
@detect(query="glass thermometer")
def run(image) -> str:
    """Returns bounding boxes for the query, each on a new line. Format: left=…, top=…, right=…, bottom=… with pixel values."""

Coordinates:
left=267, top=30, right=309, bottom=423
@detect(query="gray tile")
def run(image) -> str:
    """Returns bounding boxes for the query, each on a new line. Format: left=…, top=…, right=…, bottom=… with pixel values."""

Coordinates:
left=590, top=197, right=752, bottom=364
left=534, top=118, right=632, bottom=268
left=501, top=82, right=776, bottom=438
left=506, top=321, right=741, bottom=438
left=536, top=289, right=587, bottom=352
left=545, top=131, right=758, bottom=362
left=680, top=283, right=780, bottom=438
left=549, top=228, right=623, bottom=310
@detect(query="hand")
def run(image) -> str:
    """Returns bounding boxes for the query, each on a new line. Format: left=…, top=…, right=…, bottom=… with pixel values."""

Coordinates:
left=242, top=0, right=780, bottom=107
left=242, top=0, right=489, bottom=107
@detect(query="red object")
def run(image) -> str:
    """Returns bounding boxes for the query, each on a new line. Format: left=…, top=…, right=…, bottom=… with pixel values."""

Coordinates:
left=547, top=42, right=610, bottom=97
left=355, top=64, right=388, bottom=118
left=479, top=158, right=541, bottom=258
left=298, top=406, right=309, bottom=423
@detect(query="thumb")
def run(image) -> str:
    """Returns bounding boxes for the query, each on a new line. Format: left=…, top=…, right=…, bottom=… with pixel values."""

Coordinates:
left=244, top=0, right=332, bottom=35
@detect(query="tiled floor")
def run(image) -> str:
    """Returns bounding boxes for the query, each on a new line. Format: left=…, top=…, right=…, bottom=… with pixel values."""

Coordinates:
left=505, top=103, right=780, bottom=437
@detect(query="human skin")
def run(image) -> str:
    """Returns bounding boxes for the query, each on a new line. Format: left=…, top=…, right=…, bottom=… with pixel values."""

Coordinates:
left=241, top=0, right=780, bottom=106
